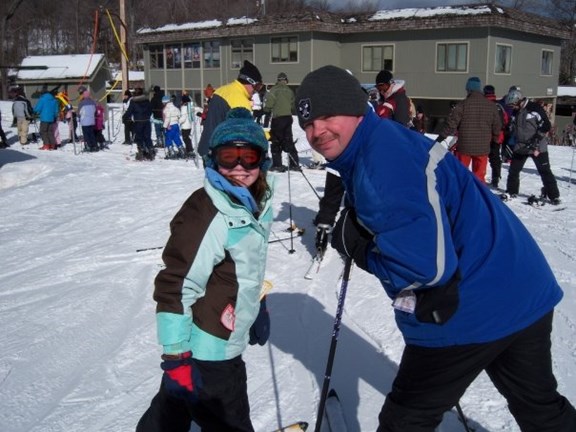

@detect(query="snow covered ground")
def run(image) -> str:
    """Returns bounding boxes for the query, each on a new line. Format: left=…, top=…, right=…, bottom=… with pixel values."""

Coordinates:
left=1, top=101, right=576, bottom=432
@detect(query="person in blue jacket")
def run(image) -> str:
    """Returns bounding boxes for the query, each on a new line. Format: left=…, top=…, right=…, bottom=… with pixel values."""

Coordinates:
left=136, top=108, right=274, bottom=432
left=296, top=65, right=576, bottom=432
left=33, top=86, right=60, bottom=150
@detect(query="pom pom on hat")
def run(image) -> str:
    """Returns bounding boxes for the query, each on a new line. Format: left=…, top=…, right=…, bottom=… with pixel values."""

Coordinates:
left=466, top=77, right=482, bottom=93
left=207, top=108, right=270, bottom=170
left=295, top=65, right=368, bottom=129
left=238, top=60, right=262, bottom=85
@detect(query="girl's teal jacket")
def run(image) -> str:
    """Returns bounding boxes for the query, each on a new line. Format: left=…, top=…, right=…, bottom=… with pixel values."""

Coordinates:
left=154, top=171, right=274, bottom=361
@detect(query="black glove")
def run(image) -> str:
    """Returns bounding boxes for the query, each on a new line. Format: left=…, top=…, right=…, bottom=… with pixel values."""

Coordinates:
left=331, top=208, right=372, bottom=271
left=315, top=223, right=332, bottom=256
left=249, top=298, right=270, bottom=346
left=435, top=135, right=446, bottom=143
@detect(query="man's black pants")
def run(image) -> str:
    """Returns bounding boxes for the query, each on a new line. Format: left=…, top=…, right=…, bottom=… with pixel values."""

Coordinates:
left=377, top=311, right=576, bottom=431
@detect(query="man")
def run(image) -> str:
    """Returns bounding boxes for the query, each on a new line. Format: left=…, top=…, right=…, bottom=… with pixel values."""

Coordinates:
left=77, top=86, right=98, bottom=152
left=504, top=88, right=561, bottom=204
left=264, top=72, right=298, bottom=172
left=197, top=60, right=263, bottom=159
left=150, top=85, right=165, bottom=148
left=12, top=87, right=34, bottom=145
left=33, top=85, right=59, bottom=151
left=436, top=76, right=501, bottom=184
left=313, top=70, right=413, bottom=257
left=483, top=84, right=509, bottom=188
left=375, top=70, right=412, bottom=127
left=125, top=87, right=156, bottom=161
left=295, top=65, right=576, bottom=432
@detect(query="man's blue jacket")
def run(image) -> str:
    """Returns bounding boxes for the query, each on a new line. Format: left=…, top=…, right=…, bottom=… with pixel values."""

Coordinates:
left=328, top=108, right=562, bottom=347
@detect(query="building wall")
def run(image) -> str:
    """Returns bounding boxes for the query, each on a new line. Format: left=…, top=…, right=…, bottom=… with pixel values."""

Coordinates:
left=141, top=24, right=563, bottom=129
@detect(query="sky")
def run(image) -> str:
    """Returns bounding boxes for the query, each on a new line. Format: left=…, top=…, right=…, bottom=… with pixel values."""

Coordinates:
left=0, top=101, right=576, bottom=432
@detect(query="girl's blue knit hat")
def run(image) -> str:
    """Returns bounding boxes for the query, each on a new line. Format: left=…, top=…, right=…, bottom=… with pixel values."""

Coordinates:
left=206, top=107, right=270, bottom=170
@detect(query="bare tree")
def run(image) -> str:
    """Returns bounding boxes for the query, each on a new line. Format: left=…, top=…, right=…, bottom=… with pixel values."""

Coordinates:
left=0, top=0, right=24, bottom=98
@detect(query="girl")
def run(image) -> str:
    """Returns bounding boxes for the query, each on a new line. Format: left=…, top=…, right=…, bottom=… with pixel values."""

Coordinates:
left=137, top=108, right=274, bottom=432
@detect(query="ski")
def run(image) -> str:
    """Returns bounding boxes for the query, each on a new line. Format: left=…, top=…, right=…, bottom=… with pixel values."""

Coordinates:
left=525, top=195, right=567, bottom=211
left=270, top=421, right=309, bottom=431
left=304, top=252, right=324, bottom=280
left=320, top=389, right=348, bottom=432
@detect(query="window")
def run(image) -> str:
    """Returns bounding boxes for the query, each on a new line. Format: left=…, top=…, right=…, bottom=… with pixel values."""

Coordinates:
left=541, top=50, right=553, bottom=76
left=362, top=45, right=394, bottom=72
left=203, top=40, right=221, bottom=68
left=495, top=44, right=512, bottom=74
left=231, top=39, right=254, bottom=69
left=271, top=36, right=298, bottom=63
left=436, top=43, right=468, bottom=72
left=183, top=43, right=201, bottom=69
left=149, top=45, right=164, bottom=69
left=166, top=44, right=182, bottom=69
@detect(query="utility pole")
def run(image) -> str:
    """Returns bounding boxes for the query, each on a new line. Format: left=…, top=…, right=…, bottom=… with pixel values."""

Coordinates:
left=120, top=0, right=129, bottom=95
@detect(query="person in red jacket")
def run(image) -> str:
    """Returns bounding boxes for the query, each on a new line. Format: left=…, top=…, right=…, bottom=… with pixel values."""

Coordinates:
left=375, top=70, right=412, bottom=127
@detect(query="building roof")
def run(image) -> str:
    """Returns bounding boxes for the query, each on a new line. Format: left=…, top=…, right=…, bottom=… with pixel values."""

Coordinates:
left=135, top=4, right=570, bottom=44
left=16, top=54, right=106, bottom=81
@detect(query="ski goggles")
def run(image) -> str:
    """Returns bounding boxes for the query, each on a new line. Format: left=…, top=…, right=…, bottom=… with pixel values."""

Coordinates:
left=214, top=142, right=264, bottom=170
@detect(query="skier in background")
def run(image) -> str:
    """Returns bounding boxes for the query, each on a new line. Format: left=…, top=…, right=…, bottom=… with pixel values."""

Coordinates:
left=136, top=108, right=274, bottom=432
left=197, top=60, right=263, bottom=160
left=150, top=85, right=165, bottom=148
left=504, top=88, right=561, bottom=204
left=179, top=94, right=196, bottom=158
left=125, top=87, right=155, bottom=161
left=11, top=87, right=34, bottom=145
left=162, top=95, right=185, bottom=159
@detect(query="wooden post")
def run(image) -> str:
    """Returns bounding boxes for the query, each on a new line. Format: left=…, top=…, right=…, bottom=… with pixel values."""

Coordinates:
left=120, top=0, right=128, bottom=96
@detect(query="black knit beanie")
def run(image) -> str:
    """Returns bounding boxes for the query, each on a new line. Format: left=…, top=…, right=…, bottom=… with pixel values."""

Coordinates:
left=295, top=65, right=368, bottom=129
left=238, top=60, right=262, bottom=85
left=375, top=70, right=393, bottom=85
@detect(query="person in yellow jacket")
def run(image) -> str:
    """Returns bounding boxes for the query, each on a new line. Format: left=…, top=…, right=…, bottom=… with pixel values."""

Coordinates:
left=197, top=60, right=262, bottom=160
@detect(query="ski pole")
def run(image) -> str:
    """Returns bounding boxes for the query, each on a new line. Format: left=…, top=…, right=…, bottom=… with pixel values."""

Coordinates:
left=314, top=257, right=353, bottom=432
left=288, top=153, right=321, bottom=200
left=568, top=143, right=575, bottom=190
left=136, top=246, right=163, bottom=252
left=455, top=402, right=472, bottom=432
left=287, top=166, right=296, bottom=254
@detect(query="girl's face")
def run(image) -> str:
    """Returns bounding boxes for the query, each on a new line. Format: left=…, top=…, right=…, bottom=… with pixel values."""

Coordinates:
left=218, top=165, right=260, bottom=187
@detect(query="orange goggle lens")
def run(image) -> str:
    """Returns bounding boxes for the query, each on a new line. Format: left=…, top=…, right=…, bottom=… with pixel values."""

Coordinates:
left=215, top=145, right=263, bottom=170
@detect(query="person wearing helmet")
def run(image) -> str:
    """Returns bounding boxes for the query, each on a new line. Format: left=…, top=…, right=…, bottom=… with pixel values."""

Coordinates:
left=504, top=89, right=561, bottom=204
left=264, top=72, right=298, bottom=171
left=137, top=107, right=275, bottom=432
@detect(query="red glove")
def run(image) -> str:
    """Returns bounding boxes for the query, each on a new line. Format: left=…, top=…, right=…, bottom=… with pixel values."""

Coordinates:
left=161, top=351, right=202, bottom=401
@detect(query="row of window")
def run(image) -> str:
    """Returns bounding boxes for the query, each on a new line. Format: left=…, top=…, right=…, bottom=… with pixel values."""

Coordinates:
left=148, top=38, right=554, bottom=76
